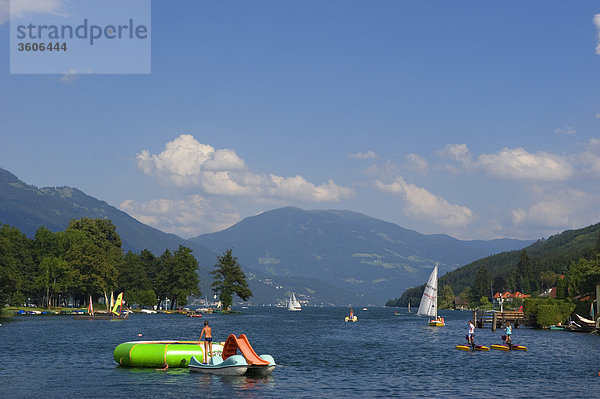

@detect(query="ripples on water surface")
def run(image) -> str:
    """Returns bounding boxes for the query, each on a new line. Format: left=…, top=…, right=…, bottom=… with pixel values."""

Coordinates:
left=1, top=307, right=599, bottom=398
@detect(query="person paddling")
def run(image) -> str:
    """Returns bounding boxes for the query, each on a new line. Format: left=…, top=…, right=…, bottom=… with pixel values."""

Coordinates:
left=467, top=320, right=475, bottom=350
left=199, top=320, right=213, bottom=364
left=504, top=321, right=512, bottom=348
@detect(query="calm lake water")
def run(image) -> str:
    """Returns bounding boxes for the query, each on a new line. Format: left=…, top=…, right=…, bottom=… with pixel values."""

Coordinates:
left=1, top=307, right=599, bottom=398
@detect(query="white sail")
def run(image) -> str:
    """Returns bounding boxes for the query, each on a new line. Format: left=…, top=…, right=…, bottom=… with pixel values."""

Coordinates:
left=417, top=264, right=438, bottom=318
left=287, top=293, right=301, bottom=311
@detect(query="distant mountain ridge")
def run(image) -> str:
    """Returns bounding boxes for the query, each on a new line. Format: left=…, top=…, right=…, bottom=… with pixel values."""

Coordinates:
left=0, top=168, right=371, bottom=305
left=191, top=207, right=534, bottom=302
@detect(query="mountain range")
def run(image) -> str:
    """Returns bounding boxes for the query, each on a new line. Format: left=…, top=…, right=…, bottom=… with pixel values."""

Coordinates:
left=0, top=167, right=533, bottom=304
left=191, top=207, right=533, bottom=302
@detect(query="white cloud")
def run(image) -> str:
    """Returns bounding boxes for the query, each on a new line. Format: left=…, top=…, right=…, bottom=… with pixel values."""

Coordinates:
left=437, top=144, right=472, bottom=163
left=594, top=14, right=600, bottom=55
left=375, top=177, right=474, bottom=227
left=511, top=188, right=593, bottom=229
left=477, top=147, right=573, bottom=181
left=554, top=126, right=576, bottom=135
left=137, top=134, right=354, bottom=202
left=349, top=150, right=377, bottom=159
left=1, top=0, right=66, bottom=25
left=403, top=153, right=429, bottom=173
left=120, top=195, right=240, bottom=238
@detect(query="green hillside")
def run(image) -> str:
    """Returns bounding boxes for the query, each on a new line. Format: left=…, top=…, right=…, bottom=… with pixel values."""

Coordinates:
left=388, top=222, right=600, bottom=307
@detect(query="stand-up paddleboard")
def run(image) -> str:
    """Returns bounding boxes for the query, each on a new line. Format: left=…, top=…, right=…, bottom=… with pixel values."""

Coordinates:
left=455, top=344, right=489, bottom=351
left=491, top=344, right=527, bottom=351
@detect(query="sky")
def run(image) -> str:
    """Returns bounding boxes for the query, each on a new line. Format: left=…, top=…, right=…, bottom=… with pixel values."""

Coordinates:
left=1, top=1, right=600, bottom=241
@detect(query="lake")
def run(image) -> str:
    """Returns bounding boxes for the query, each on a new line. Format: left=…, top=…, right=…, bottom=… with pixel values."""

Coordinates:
left=1, top=307, right=599, bottom=398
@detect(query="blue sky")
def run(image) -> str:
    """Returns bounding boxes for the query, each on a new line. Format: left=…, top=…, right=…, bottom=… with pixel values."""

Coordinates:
left=1, top=1, right=600, bottom=241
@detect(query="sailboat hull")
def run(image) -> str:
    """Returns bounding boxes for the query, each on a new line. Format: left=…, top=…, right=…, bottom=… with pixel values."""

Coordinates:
left=428, top=320, right=444, bottom=327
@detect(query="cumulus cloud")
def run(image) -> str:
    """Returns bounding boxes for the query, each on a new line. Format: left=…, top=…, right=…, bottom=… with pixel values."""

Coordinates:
left=120, top=195, right=240, bottom=238
left=511, top=188, right=594, bottom=229
left=137, top=134, right=354, bottom=202
left=437, top=144, right=472, bottom=163
left=554, top=126, right=576, bottom=135
left=1, top=0, right=66, bottom=25
left=403, top=153, right=429, bottom=173
left=477, top=147, right=573, bottom=181
left=349, top=150, right=377, bottom=159
left=375, top=177, right=474, bottom=227
left=595, top=14, right=600, bottom=55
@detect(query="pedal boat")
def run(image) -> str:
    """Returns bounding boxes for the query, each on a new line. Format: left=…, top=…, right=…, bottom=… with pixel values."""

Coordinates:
left=189, top=355, right=249, bottom=376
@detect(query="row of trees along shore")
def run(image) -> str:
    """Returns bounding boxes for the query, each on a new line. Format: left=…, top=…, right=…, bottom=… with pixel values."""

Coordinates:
left=0, top=218, right=251, bottom=310
left=387, top=227, right=600, bottom=326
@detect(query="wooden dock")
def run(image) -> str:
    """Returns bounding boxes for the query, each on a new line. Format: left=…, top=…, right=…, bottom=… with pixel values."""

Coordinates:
left=473, top=310, right=525, bottom=330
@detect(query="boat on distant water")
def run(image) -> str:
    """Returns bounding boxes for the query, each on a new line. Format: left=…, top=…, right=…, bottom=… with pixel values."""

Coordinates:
left=417, top=264, right=444, bottom=327
left=287, top=293, right=301, bottom=311
left=74, top=292, right=128, bottom=320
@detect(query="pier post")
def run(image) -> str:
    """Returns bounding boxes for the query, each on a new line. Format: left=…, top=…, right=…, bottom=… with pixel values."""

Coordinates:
left=473, top=310, right=477, bottom=328
left=492, top=312, right=497, bottom=331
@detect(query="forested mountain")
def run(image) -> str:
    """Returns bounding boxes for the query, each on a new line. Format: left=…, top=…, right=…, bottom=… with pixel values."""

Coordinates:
left=389, top=222, right=600, bottom=307
left=192, top=207, right=533, bottom=302
left=0, top=168, right=371, bottom=305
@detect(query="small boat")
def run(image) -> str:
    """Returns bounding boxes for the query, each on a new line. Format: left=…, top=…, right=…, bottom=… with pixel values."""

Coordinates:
left=345, top=315, right=357, bottom=322
left=187, top=312, right=202, bottom=318
left=417, top=264, right=444, bottom=327
left=287, top=293, right=301, bottom=311
left=189, top=355, right=249, bottom=376
left=456, top=344, right=489, bottom=351
left=140, top=309, right=157, bottom=314
left=491, top=344, right=527, bottom=351
left=221, top=334, right=276, bottom=376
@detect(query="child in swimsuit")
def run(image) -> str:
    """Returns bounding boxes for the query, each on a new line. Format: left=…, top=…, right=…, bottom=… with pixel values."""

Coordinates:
left=199, top=320, right=213, bottom=364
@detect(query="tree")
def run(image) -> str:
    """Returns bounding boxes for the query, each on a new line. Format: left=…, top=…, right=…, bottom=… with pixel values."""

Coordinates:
left=439, top=285, right=455, bottom=309
left=117, top=251, right=156, bottom=308
left=65, top=218, right=123, bottom=305
left=211, top=249, right=252, bottom=310
left=472, top=265, right=490, bottom=302
left=154, top=246, right=201, bottom=309
left=0, top=224, right=36, bottom=306
left=517, top=249, right=533, bottom=293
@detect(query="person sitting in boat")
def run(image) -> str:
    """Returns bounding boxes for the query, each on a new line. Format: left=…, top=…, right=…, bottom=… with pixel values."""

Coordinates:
left=467, top=320, right=475, bottom=350
left=198, top=320, right=213, bottom=364
left=505, top=322, right=512, bottom=347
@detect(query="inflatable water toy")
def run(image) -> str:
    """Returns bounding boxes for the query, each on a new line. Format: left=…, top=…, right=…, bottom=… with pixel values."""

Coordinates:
left=189, top=354, right=249, bottom=376
left=490, top=344, right=527, bottom=351
left=220, top=334, right=276, bottom=376
left=345, top=315, right=358, bottom=322
left=113, top=340, right=224, bottom=368
left=455, top=345, right=490, bottom=351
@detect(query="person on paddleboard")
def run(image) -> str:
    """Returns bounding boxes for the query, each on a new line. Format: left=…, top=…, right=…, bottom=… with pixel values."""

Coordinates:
left=467, top=320, right=475, bottom=350
left=199, top=320, right=213, bottom=364
left=504, top=321, right=512, bottom=347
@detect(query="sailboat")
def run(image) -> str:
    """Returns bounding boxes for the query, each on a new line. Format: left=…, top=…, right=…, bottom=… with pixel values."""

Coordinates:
left=417, top=264, right=444, bottom=327
left=287, top=293, right=301, bottom=311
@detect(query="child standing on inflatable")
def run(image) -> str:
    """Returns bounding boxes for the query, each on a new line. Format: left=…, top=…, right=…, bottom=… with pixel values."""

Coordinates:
left=199, top=320, right=213, bottom=364
left=467, top=320, right=475, bottom=350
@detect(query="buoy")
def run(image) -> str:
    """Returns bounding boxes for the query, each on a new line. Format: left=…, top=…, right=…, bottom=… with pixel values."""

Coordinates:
left=138, top=333, right=143, bottom=337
